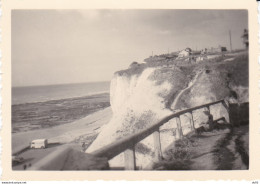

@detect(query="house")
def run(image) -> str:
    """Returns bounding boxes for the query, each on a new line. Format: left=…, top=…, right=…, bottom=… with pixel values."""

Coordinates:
left=207, top=46, right=227, bottom=53
left=177, top=48, right=192, bottom=58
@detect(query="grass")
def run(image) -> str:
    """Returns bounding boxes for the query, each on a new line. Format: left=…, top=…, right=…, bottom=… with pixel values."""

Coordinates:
left=116, top=58, right=177, bottom=78
left=212, top=125, right=249, bottom=170
left=116, top=63, right=147, bottom=78
left=213, top=129, right=235, bottom=170
left=235, top=136, right=249, bottom=169
left=153, top=137, right=197, bottom=170
left=153, top=125, right=246, bottom=170
left=167, top=137, right=197, bottom=160
left=115, top=51, right=248, bottom=114
left=221, top=54, right=248, bottom=87
left=116, top=51, right=248, bottom=91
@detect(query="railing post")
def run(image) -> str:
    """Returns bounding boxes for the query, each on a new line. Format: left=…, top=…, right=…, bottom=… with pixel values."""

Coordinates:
left=190, top=111, right=195, bottom=131
left=176, top=116, right=183, bottom=139
left=124, top=143, right=136, bottom=170
left=221, top=100, right=231, bottom=124
left=206, top=105, right=210, bottom=114
left=153, top=127, right=162, bottom=162
left=206, top=105, right=214, bottom=130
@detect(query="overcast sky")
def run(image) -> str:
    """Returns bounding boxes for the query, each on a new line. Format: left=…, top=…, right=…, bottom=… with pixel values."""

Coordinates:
left=12, top=9, right=248, bottom=87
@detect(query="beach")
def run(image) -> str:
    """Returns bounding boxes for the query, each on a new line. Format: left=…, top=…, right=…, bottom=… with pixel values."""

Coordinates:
left=12, top=84, right=112, bottom=157
left=12, top=106, right=112, bottom=170
left=12, top=106, right=112, bottom=152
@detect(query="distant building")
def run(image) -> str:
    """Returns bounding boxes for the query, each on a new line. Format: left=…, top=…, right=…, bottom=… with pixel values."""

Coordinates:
left=178, top=48, right=192, bottom=58
left=207, top=46, right=227, bottom=53
left=201, top=48, right=208, bottom=55
left=196, top=56, right=207, bottom=62
left=221, top=47, right=227, bottom=52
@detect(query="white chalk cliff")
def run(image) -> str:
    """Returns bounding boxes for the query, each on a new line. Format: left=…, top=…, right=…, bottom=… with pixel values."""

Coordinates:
left=86, top=64, right=235, bottom=168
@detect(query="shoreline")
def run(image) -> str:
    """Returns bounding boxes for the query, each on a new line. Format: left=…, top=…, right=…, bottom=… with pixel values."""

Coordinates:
left=12, top=107, right=113, bottom=154
left=12, top=92, right=110, bottom=133
left=12, top=91, right=110, bottom=106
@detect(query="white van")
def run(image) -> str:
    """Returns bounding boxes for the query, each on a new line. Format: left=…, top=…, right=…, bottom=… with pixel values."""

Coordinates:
left=30, top=139, right=48, bottom=149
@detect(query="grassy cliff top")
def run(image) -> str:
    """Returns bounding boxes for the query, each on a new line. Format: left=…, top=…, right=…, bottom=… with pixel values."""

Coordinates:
left=115, top=51, right=248, bottom=107
left=116, top=51, right=248, bottom=82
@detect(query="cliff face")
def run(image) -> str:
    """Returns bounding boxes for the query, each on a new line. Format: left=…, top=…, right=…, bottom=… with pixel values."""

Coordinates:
left=87, top=68, right=177, bottom=152
left=110, top=68, right=172, bottom=117
left=86, top=52, right=248, bottom=168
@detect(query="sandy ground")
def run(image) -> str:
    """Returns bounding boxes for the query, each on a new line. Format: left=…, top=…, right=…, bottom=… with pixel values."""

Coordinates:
left=12, top=107, right=112, bottom=154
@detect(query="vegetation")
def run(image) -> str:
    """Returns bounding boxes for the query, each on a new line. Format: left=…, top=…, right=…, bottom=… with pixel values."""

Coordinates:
left=116, top=50, right=248, bottom=112
left=153, top=137, right=197, bottom=170
left=216, top=53, right=248, bottom=87
left=213, top=125, right=249, bottom=169
left=241, top=29, right=249, bottom=49
left=153, top=124, right=248, bottom=170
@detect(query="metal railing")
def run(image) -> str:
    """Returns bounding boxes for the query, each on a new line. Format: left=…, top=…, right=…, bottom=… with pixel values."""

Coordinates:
left=90, top=99, right=230, bottom=170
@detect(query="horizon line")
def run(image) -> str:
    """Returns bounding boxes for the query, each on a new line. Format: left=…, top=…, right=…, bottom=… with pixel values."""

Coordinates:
left=12, top=80, right=111, bottom=88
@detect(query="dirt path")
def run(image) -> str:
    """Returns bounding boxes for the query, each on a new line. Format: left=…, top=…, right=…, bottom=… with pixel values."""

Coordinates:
left=213, top=125, right=249, bottom=170
left=154, top=125, right=249, bottom=170
left=171, top=71, right=202, bottom=109
left=212, top=129, right=236, bottom=169
left=189, top=129, right=230, bottom=170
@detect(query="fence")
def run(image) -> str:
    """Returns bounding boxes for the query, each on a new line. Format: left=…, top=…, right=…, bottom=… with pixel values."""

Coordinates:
left=30, top=99, right=230, bottom=170
left=91, top=99, right=229, bottom=170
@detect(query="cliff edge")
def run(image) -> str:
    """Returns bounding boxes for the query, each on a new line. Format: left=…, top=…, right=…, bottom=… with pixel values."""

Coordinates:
left=87, top=51, right=248, bottom=169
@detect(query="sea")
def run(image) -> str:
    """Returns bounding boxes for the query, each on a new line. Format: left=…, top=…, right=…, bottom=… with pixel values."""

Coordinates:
left=12, top=81, right=110, bottom=105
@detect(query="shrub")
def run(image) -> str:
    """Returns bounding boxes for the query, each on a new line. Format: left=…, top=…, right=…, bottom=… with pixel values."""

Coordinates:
left=129, top=61, right=139, bottom=68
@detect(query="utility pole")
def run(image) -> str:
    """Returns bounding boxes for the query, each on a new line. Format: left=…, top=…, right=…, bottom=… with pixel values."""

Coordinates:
left=152, top=51, right=153, bottom=57
left=229, top=30, right=233, bottom=52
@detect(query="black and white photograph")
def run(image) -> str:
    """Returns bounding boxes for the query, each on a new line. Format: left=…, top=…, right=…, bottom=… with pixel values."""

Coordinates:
left=11, top=9, right=249, bottom=171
